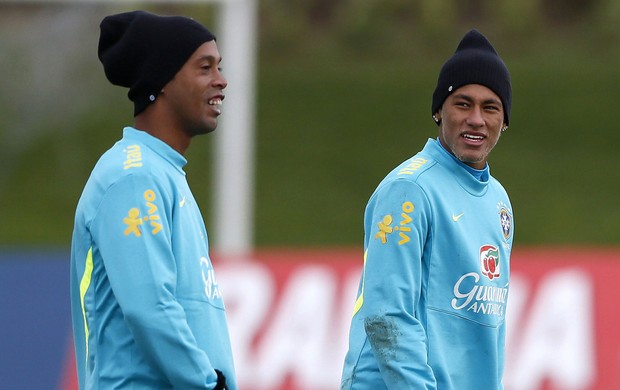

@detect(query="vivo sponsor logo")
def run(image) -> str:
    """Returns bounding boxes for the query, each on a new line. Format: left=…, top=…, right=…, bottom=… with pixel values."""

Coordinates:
left=451, top=272, right=508, bottom=316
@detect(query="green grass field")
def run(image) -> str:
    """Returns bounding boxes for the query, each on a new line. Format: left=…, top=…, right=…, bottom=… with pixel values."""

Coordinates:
left=1, top=9, right=619, bottom=249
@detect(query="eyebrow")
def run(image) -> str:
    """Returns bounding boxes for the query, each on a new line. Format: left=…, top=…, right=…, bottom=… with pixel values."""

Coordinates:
left=196, top=55, right=222, bottom=64
left=452, top=93, right=502, bottom=106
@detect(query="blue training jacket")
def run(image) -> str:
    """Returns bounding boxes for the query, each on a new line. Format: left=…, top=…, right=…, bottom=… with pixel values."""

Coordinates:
left=341, top=138, right=514, bottom=389
left=70, top=127, right=236, bottom=389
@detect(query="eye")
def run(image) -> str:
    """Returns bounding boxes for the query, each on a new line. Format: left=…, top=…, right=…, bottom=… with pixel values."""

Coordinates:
left=201, top=64, right=223, bottom=73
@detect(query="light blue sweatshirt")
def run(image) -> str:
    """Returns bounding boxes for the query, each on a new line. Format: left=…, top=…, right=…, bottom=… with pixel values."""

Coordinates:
left=70, top=127, right=236, bottom=389
left=341, top=138, right=514, bottom=389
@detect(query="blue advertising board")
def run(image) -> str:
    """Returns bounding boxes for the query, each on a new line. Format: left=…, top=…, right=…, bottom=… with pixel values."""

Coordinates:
left=0, top=251, right=72, bottom=390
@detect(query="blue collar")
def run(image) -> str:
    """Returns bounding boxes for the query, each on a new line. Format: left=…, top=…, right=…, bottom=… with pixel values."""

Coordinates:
left=423, top=138, right=490, bottom=197
left=123, top=127, right=188, bottom=174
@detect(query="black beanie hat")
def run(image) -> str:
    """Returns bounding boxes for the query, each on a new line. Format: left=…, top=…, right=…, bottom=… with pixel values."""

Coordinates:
left=431, top=29, right=512, bottom=125
left=98, top=10, right=216, bottom=116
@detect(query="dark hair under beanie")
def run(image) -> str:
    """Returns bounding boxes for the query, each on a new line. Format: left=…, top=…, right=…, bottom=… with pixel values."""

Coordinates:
left=98, top=10, right=216, bottom=116
left=431, top=29, right=512, bottom=125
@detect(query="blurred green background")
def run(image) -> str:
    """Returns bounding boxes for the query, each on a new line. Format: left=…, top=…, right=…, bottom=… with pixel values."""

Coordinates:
left=0, top=0, right=619, bottom=250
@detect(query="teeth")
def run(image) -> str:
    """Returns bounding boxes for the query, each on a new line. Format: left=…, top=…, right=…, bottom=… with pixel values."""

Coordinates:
left=208, top=98, right=222, bottom=106
left=463, top=134, right=483, bottom=140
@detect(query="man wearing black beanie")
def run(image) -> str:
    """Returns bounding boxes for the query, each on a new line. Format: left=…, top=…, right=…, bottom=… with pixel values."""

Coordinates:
left=341, top=29, right=514, bottom=389
left=70, top=10, right=235, bottom=390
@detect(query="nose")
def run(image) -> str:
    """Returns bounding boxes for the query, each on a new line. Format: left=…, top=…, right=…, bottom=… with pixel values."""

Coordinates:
left=214, top=69, right=228, bottom=90
left=466, top=106, right=485, bottom=127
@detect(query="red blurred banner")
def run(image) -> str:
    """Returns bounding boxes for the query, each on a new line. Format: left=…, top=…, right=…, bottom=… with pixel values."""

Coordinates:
left=60, top=248, right=620, bottom=390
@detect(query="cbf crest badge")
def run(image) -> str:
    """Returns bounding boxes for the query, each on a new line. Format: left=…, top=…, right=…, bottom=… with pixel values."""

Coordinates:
left=497, top=201, right=513, bottom=241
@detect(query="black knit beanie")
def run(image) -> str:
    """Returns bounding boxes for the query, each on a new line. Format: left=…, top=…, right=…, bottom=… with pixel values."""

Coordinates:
left=431, top=29, right=512, bottom=125
left=98, top=10, right=216, bottom=116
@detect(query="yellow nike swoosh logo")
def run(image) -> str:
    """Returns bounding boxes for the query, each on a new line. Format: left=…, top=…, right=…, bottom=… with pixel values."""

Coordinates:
left=180, top=197, right=186, bottom=207
left=452, top=212, right=464, bottom=222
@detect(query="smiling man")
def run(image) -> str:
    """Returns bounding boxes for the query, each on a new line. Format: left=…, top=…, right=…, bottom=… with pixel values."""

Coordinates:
left=341, top=29, right=515, bottom=389
left=70, top=11, right=235, bottom=390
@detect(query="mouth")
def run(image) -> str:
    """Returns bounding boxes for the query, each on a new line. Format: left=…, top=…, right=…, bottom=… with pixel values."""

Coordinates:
left=461, top=132, right=485, bottom=144
left=207, top=95, right=224, bottom=115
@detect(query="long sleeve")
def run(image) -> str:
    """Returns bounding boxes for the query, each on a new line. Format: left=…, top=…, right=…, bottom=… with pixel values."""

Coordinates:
left=353, top=178, right=437, bottom=389
left=90, top=173, right=219, bottom=389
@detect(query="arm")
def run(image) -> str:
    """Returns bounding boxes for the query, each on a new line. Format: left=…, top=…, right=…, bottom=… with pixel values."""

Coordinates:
left=356, top=179, right=437, bottom=389
left=90, top=174, right=221, bottom=389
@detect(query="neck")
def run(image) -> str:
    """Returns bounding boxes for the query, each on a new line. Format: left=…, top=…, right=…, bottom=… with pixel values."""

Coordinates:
left=436, top=138, right=489, bottom=181
left=134, top=110, right=191, bottom=155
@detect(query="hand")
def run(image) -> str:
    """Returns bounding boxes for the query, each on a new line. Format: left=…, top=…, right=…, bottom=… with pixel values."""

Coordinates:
left=213, top=369, right=228, bottom=390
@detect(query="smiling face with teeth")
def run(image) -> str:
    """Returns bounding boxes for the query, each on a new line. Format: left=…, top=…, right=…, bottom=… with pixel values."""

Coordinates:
left=146, top=40, right=227, bottom=153
left=435, top=84, right=505, bottom=170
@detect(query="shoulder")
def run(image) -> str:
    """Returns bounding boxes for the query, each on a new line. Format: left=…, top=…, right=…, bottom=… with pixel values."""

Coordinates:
left=373, top=149, right=443, bottom=196
left=94, top=139, right=167, bottom=183
left=488, top=174, right=510, bottom=198
left=367, top=153, right=439, bottom=214
left=379, top=138, right=457, bottom=187
left=365, top=141, right=458, bottom=215
left=81, top=139, right=176, bottom=210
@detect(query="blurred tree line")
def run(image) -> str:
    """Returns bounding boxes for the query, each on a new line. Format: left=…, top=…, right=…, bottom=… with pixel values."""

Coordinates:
left=257, top=0, right=620, bottom=59
left=258, top=0, right=617, bottom=30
